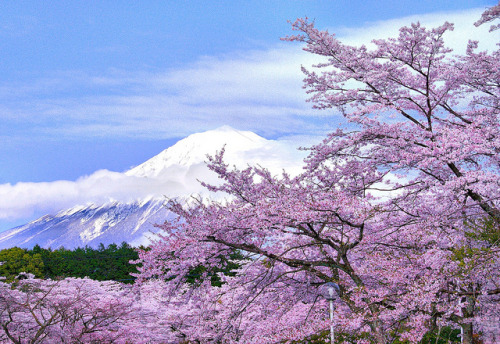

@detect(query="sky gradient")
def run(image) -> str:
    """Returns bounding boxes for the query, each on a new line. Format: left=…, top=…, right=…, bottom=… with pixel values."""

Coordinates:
left=0, top=0, right=498, bottom=231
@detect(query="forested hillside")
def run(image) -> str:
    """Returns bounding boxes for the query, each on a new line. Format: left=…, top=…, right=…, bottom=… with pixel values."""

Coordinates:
left=0, top=242, right=140, bottom=283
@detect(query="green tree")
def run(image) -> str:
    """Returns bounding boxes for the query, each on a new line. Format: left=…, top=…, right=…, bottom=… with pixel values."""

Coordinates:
left=0, top=247, right=44, bottom=281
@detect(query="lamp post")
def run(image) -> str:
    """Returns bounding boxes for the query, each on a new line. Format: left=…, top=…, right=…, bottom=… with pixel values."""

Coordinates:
left=322, top=282, right=340, bottom=343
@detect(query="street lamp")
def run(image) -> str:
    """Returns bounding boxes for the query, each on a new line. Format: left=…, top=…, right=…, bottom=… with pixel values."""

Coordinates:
left=322, top=282, right=340, bottom=343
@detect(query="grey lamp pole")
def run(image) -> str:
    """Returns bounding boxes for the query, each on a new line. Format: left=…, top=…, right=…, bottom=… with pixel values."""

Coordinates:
left=323, top=282, right=340, bottom=343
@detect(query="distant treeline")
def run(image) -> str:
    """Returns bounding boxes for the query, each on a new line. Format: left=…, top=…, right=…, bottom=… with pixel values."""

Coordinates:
left=0, top=242, right=141, bottom=283
left=0, top=243, right=243, bottom=287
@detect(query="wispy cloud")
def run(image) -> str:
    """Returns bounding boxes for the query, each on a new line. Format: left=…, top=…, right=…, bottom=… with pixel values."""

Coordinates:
left=1, top=8, right=495, bottom=142
left=0, top=45, right=319, bottom=140
left=333, top=8, right=494, bottom=52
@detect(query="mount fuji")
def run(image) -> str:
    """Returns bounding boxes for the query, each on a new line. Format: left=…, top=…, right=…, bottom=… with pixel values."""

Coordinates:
left=0, top=127, right=305, bottom=249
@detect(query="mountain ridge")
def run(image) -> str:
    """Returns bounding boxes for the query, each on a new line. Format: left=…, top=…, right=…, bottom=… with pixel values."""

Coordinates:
left=0, top=199, right=170, bottom=249
left=0, top=127, right=305, bottom=249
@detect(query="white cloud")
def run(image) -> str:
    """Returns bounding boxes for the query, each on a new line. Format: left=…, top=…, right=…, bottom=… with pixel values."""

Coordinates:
left=334, top=8, right=495, bottom=53
left=0, top=171, right=170, bottom=220
left=0, top=131, right=308, bottom=222
left=161, top=46, right=308, bottom=105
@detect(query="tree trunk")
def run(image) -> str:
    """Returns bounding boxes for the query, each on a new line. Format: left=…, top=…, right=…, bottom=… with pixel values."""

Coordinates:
left=461, top=294, right=476, bottom=344
left=461, top=323, right=474, bottom=344
left=368, top=320, right=386, bottom=344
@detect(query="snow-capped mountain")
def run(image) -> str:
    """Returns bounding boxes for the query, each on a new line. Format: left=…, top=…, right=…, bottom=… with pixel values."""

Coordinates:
left=0, top=127, right=305, bottom=249
left=126, top=125, right=270, bottom=178
left=0, top=199, right=169, bottom=249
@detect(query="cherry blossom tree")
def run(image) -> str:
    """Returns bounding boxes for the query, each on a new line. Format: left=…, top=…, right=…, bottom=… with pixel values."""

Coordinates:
left=135, top=7, right=500, bottom=344
left=475, top=3, right=500, bottom=31
left=282, top=6, right=500, bottom=342
left=0, top=274, right=206, bottom=343
left=0, top=275, right=142, bottom=343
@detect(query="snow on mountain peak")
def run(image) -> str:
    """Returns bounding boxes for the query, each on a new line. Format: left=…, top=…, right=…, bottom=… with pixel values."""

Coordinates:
left=126, top=126, right=269, bottom=178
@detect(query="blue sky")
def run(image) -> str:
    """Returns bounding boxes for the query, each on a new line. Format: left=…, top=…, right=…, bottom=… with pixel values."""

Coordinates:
left=0, top=0, right=497, bottom=231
